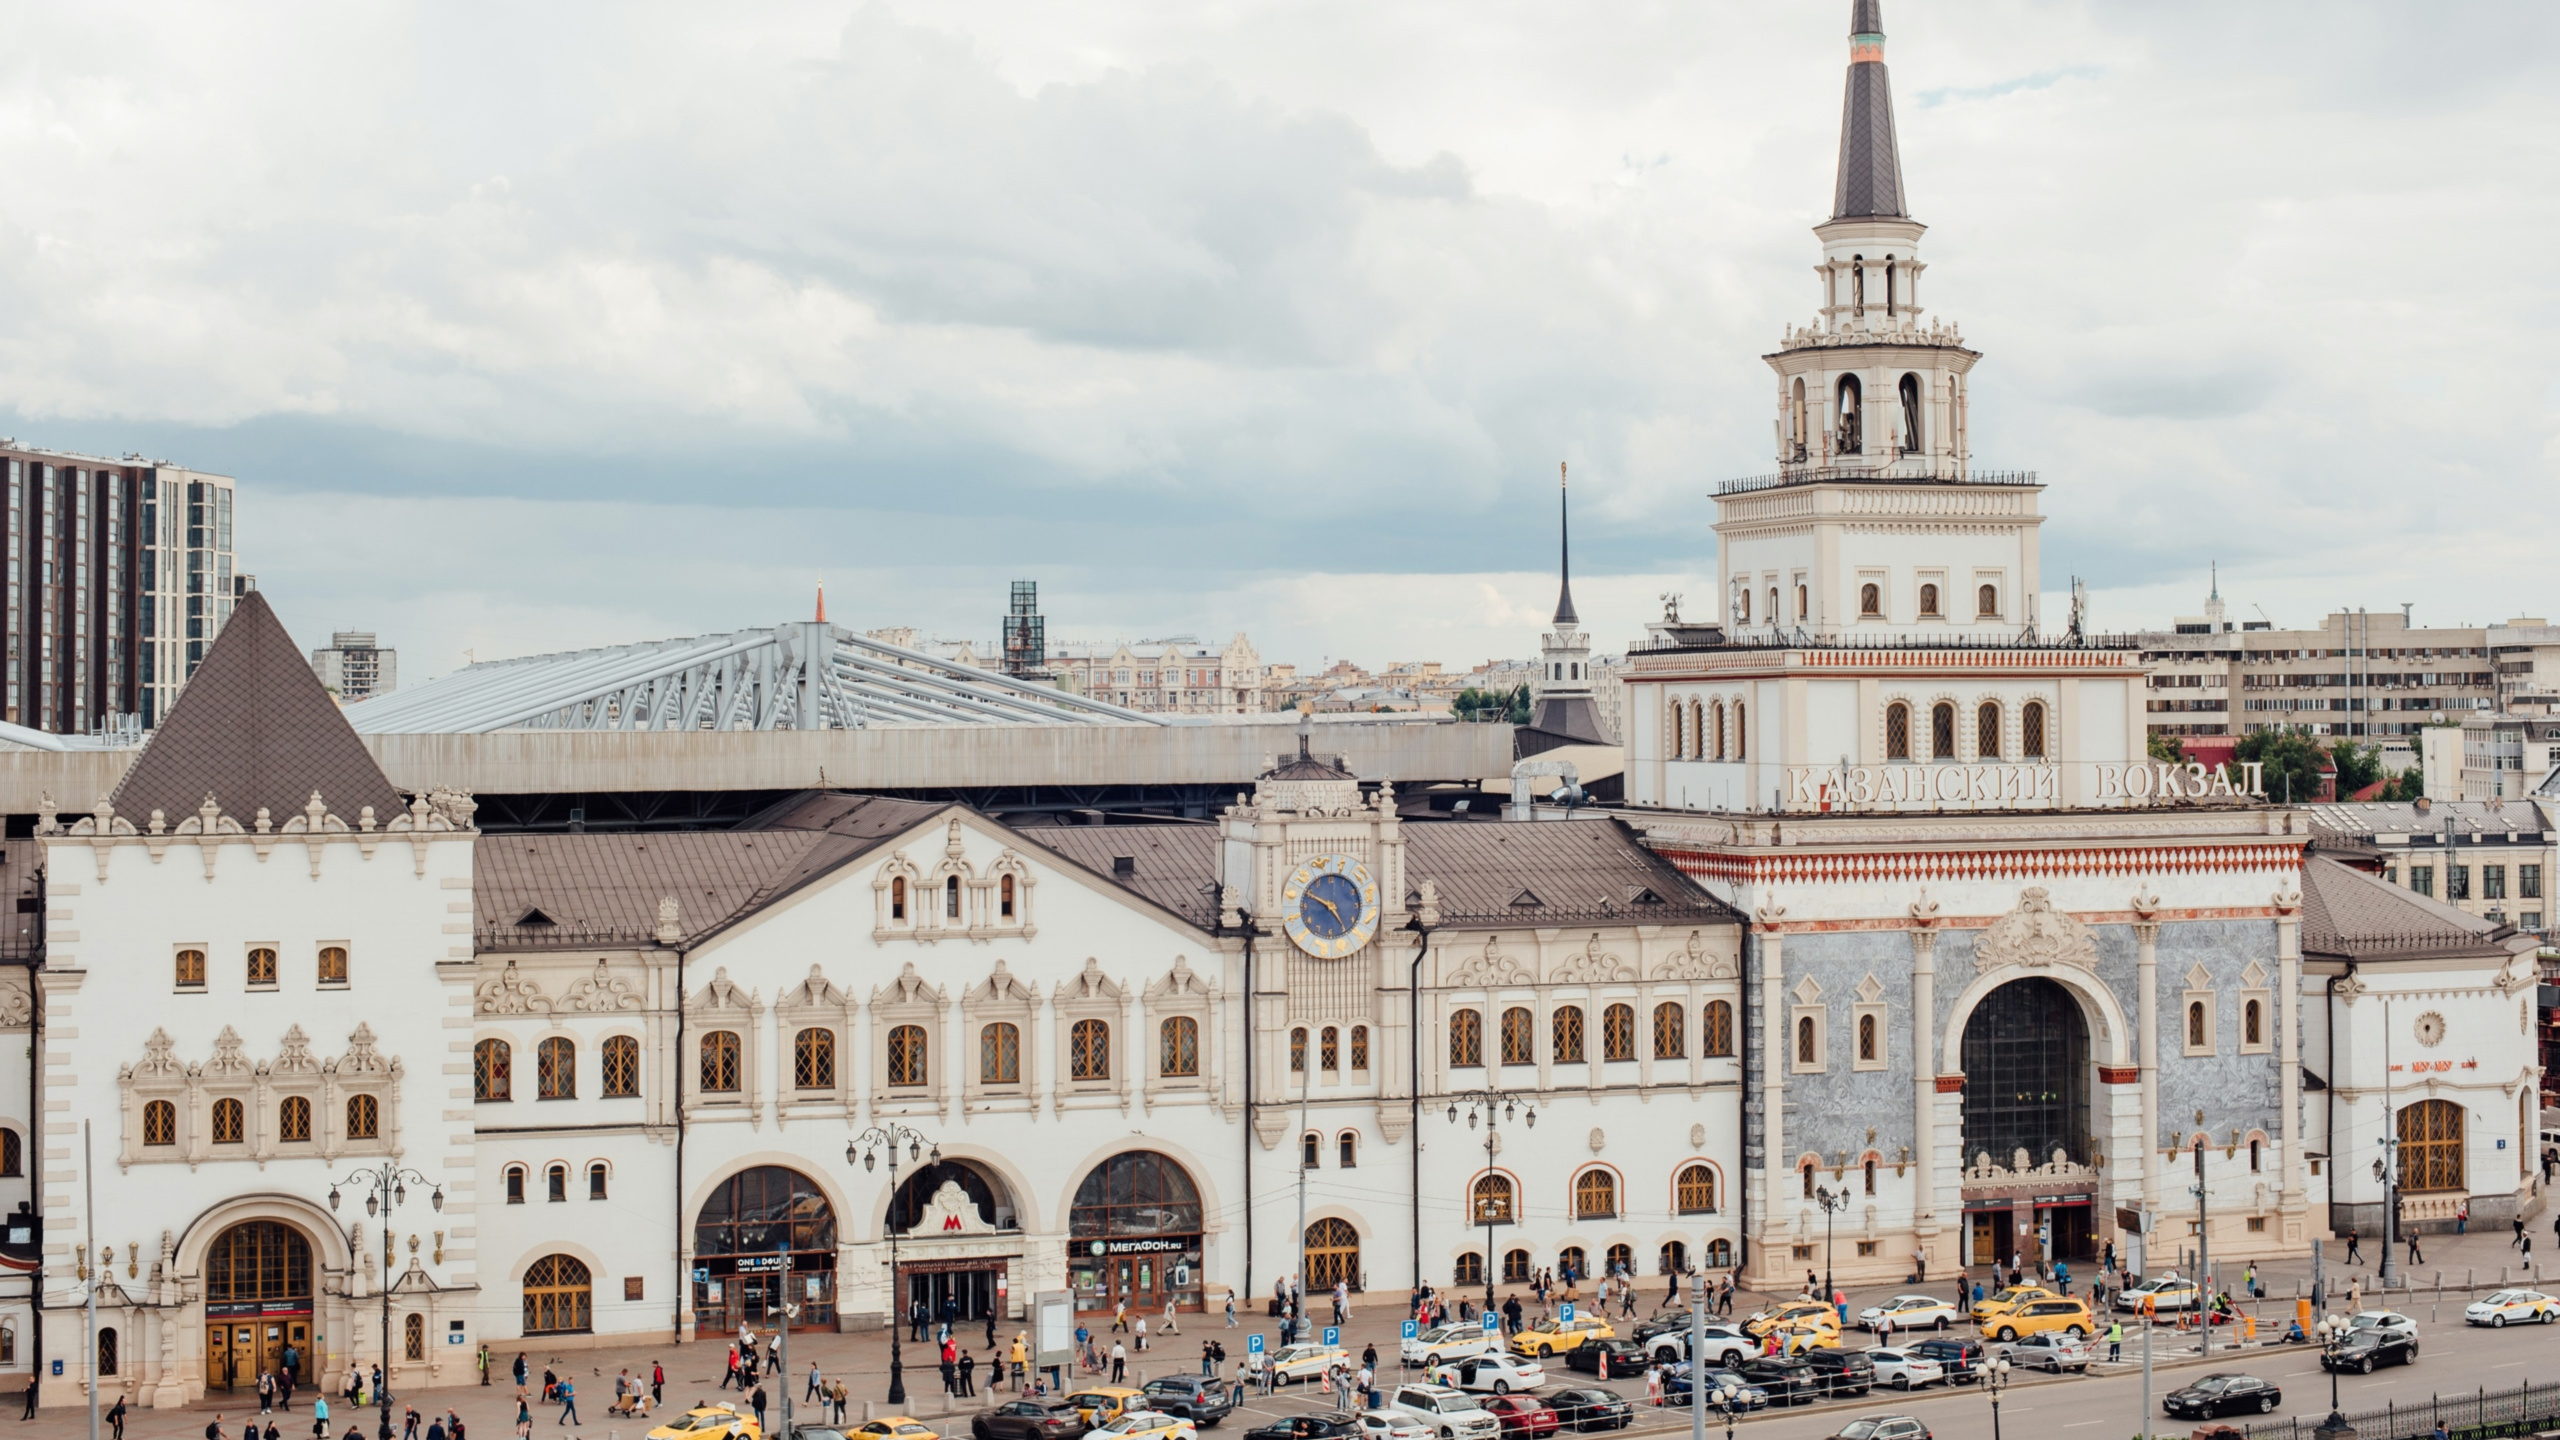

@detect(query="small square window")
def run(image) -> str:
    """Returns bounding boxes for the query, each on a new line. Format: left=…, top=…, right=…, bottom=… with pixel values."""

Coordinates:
left=2245, top=1216, right=2266, bottom=1233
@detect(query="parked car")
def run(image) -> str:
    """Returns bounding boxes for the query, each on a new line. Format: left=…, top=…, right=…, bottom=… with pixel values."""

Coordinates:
left=1090, top=1414, right=1194, bottom=1440
left=1426, top=1353, right=1547, bottom=1395
left=1562, top=1340, right=1647, bottom=1379
left=1856, top=1296, right=1961, bottom=1333
left=1864, top=1349, right=1945, bottom=1391
left=1746, top=1302, right=1836, bottom=1338
left=849, top=1421, right=939, bottom=1440
left=1268, top=1346, right=1351, bottom=1386
left=1510, top=1318, right=1616, bottom=1358
left=1243, top=1419, right=1356, bottom=1440
left=1140, top=1379, right=1237, bottom=1427
left=652, top=1408, right=762, bottom=1440
left=1794, top=1347, right=1876, bottom=1397
left=1381, top=1384, right=1503, bottom=1440
left=972, top=1403, right=1089, bottom=1440
left=1985, top=1299, right=2092, bottom=1344
left=1733, top=1357, right=1821, bottom=1406
left=1541, top=1388, right=1634, bottom=1431
left=1905, top=1338, right=1984, bottom=1385
left=1629, top=1309, right=1697, bottom=1344
left=2345, top=1311, right=2417, bottom=1341
left=2465, top=1290, right=2560, bottom=1327
left=2112, top=1278, right=2200, bottom=1314
left=1659, top=1367, right=1766, bottom=1413
left=2160, top=1374, right=2281, bottom=1420
left=1823, top=1418, right=1933, bottom=1440
left=1348, top=1414, right=1429, bottom=1440
left=1969, top=1286, right=2056, bottom=1325
left=1405, top=1325, right=1499, bottom=1369
left=1991, top=1331, right=2092, bottom=1373
left=1475, top=1396, right=1558, bottom=1440
left=1062, top=1392, right=1149, bottom=1429
left=1641, top=1326, right=1757, bottom=1368
left=2322, top=1331, right=2417, bottom=1374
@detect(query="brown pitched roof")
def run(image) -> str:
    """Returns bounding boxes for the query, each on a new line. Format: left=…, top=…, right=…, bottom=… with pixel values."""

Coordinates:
left=2299, top=855, right=2533, bottom=961
left=110, top=590, right=405, bottom=825
left=1019, top=824, right=1224, bottom=928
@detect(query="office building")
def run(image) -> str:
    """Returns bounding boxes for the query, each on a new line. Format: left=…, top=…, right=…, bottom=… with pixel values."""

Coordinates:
left=310, top=630, right=398, bottom=701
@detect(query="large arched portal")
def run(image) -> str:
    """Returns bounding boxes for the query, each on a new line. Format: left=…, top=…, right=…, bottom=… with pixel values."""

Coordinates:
left=1068, top=1151, right=1204, bottom=1314
left=204, top=1221, right=314, bottom=1391
left=693, top=1166, right=837, bottom=1336
left=1960, top=977, right=2093, bottom=1267
left=889, top=1158, right=1022, bottom=1323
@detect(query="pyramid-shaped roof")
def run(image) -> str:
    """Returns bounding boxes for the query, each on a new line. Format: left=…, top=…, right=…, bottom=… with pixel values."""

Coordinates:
left=1832, top=0, right=1910, bottom=221
left=110, top=590, right=405, bottom=826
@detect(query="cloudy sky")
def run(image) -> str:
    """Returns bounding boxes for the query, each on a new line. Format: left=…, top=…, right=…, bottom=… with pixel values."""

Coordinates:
left=4, top=1, right=2556, bottom=681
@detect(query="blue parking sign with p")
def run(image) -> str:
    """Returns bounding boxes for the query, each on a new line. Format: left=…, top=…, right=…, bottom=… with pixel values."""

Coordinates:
left=1401, top=1320, right=1418, bottom=1340
left=1247, top=1333, right=1266, bottom=1355
left=1560, top=1302, right=1575, bottom=1324
left=1323, top=1326, right=1341, bottom=1347
left=1480, top=1313, right=1499, bottom=1333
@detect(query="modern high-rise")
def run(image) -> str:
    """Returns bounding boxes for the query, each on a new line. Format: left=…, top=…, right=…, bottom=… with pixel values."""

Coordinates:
left=0, top=441, right=239, bottom=732
left=310, top=630, right=398, bottom=701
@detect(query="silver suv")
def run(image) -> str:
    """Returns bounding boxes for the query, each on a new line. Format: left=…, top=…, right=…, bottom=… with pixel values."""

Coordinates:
left=1383, top=1384, right=1500, bottom=1440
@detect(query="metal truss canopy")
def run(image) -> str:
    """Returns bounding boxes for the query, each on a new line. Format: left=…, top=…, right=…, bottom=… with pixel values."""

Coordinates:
left=344, top=622, right=1159, bottom=734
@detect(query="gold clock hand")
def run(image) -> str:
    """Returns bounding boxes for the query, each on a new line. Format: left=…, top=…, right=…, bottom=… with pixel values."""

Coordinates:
left=1313, top=894, right=1344, bottom=922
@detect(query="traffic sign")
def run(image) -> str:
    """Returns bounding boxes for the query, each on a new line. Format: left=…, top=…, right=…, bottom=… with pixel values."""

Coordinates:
left=1559, top=1302, right=1575, bottom=1324
left=1480, top=1313, right=1499, bottom=1334
left=1323, top=1326, right=1341, bottom=1347
left=1247, top=1334, right=1266, bottom=1355
left=1401, top=1320, right=1418, bottom=1340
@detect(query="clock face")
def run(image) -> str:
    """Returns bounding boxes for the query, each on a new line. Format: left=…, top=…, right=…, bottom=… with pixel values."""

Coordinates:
left=1280, top=854, right=1381, bottom=959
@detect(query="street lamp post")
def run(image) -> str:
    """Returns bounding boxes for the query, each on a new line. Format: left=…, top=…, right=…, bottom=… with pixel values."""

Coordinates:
left=1446, top=1088, right=1536, bottom=1319
left=1984, top=1357, right=2014, bottom=1440
left=325, top=1164, right=444, bottom=1440
left=849, top=1124, right=942, bottom=1408
left=1705, top=1385, right=1738, bottom=1440
left=2310, top=1315, right=2358, bottom=1440
left=1811, top=1186, right=1851, bottom=1311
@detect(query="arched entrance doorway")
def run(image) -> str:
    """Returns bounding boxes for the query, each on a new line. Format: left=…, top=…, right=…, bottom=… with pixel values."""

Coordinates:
left=2398, top=1100, right=2465, bottom=1195
left=203, top=1221, right=313, bottom=1391
left=693, top=1167, right=837, bottom=1336
left=1959, top=977, right=2092, bottom=1268
left=1068, top=1151, right=1203, bottom=1314
left=1304, top=1219, right=1360, bottom=1292
left=889, top=1159, right=1020, bottom=1324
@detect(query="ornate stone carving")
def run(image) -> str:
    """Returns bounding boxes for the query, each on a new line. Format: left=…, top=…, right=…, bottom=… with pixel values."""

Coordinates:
left=475, top=959, right=554, bottom=1015
left=273, top=1025, right=321, bottom=1075
left=1448, top=935, right=1535, bottom=988
left=1587, top=1127, right=1606, bottom=1155
left=0, top=977, right=32, bottom=1028
left=1650, top=930, right=1732, bottom=981
left=1146, top=955, right=1214, bottom=999
left=1554, top=934, right=1637, bottom=985
left=205, top=1026, right=252, bottom=1078
left=1974, top=887, right=2097, bottom=972
left=564, top=960, right=645, bottom=1012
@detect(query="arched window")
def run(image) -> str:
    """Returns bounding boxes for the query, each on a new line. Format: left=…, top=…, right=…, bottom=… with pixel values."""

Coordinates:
left=475, top=1039, right=512, bottom=1102
left=1836, top=374, right=1863, bottom=454
left=1471, top=1173, right=1514, bottom=1223
left=1739, top=587, right=1752, bottom=623
left=96, top=1328, right=116, bottom=1377
left=1500, top=1007, right=1534, bottom=1066
left=317, top=946, right=348, bottom=985
left=1978, top=584, right=1999, bottom=618
left=246, top=947, right=277, bottom=986
left=2186, top=1001, right=2207, bottom=1050
left=1574, top=1170, right=1617, bottom=1219
left=1291, top=1026, right=1308, bottom=1072
left=1504, top=1249, right=1533, bottom=1284
left=546, top=1163, right=567, bottom=1202
left=1558, top=1246, right=1588, bottom=1283
left=794, top=1028, right=836, bottom=1090
left=1706, top=1239, right=1735, bottom=1268
left=1322, top=1026, right=1341, bottom=1071
left=1604, top=1243, right=1633, bottom=1277
left=1351, top=1026, right=1370, bottom=1070
left=1734, top=701, right=1747, bottom=759
left=1899, top=372, right=1922, bottom=452
left=888, top=1024, right=929, bottom=1087
left=1602, top=1004, right=1636, bottom=1062
left=1455, top=1253, right=1486, bottom=1287
left=1931, top=702, right=1955, bottom=759
left=1858, top=1013, right=1879, bottom=1063
left=522, top=1254, right=593, bottom=1335
left=601, top=1036, right=639, bottom=1097
left=944, top=874, right=962, bottom=919
left=1797, top=584, right=1810, bottom=621
left=588, top=1162, right=608, bottom=1199
left=1702, top=1000, right=1735, bottom=1057
left=1159, top=1017, right=1199, bottom=1077
left=1884, top=260, right=1898, bottom=317
left=1301, top=1132, right=1320, bottom=1169
left=1802, top=1161, right=1818, bottom=1198
left=1661, top=1241, right=1688, bottom=1275
left=890, top=876, right=907, bottom=920
left=211, top=1097, right=245, bottom=1144
left=2243, top=999, right=2262, bottom=1049
left=999, top=873, right=1017, bottom=918
left=1552, top=1006, right=1586, bottom=1064
left=1450, top=1010, right=1483, bottom=1068
left=1071, top=1019, right=1110, bottom=1080
left=1864, top=1155, right=1879, bottom=1194
left=537, top=1037, right=576, bottom=1099
left=175, top=949, right=205, bottom=988
left=2022, top=701, right=2047, bottom=759
left=1886, top=703, right=1911, bottom=760
left=1338, top=1132, right=1358, bottom=1168
left=1653, top=1002, right=1686, bottom=1059
left=1977, top=702, right=2001, bottom=760
left=0, top=1131, right=15, bottom=1177
left=2399, top=1099, right=2466, bottom=1192
left=346, top=1094, right=379, bottom=1140
left=1711, top=702, right=1727, bottom=761
left=699, top=1031, right=740, bottom=1092
left=1768, top=587, right=1779, bottom=626
left=505, top=1165, right=525, bottom=1204
left=1669, top=701, right=1686, bottom=759
left=1790, top=377, right=1808, bottom=454
left=1676, top=1164, right=1717, bottom=1215
left=1860, top=583, right=1882, bottom=617
left=279, top=1097, right=311, bottom=1143
left=1796, top=1015, right=1818, bottom=1066
left=404, top=1312, right=425, bottom=1362
left=982, top=1022, right=1023, bottom=1083
left=1919, top=583, right=1940, bottom=617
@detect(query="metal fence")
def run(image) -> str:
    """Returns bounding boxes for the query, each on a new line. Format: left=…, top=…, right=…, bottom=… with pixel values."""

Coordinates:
left=2240, top=1378, right=2560, bottom=1440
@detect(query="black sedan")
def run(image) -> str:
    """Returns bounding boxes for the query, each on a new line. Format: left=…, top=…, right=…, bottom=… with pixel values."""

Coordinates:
left=1734, top=1358, right=1822, bottom=1406
left=1244, top=1419, right=1358, bottom=1440
left=1564, top=1339, right=1649, bottom=1378
left=2322, top=1331, right=2418, bottom=1374
left=2162, top=1374, right=2281, bottom=1420
left=972, top=1403, right=1089, bottom=1440
left=1542, top=1389, right=1634, bottom=1432
left=1630, top=1309, right=1695, bottom=1344
left=1662, top=1370, right=1769, bottom=1413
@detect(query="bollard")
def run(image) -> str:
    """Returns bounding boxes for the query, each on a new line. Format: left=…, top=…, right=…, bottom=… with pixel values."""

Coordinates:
left=865, top=1401, right=876, bottom=1422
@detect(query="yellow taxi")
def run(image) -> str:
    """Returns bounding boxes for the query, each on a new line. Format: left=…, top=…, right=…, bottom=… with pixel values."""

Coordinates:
left=648, top=1407, right=760, bottom=1440
left=1984, top=1297, right=2093, bottom=1344
left=1508, top=1315, right=1616, bottom=1357
left=1090, top=1413, right=1198, bottom=1440
left=849, top=1420, right=941, bottom=1440
left=1743, top=1302, right=1835, bottom=1339
left=1969, top=1285, right=2057, bottom=1326
left=2466, top=1289, right=2560, bottom=1327
left=1062, top=1389, right=1148, bottom=1427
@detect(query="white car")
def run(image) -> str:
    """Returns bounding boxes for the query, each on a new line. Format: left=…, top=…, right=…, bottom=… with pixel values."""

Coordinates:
left=2465, top=1290, right=2560, bottom=1327
left=1403, top=1324, right=1499, bottom=1368
left=1352, top=1413, right=1432, bottom=1440
left=1269, top=1344, right=1352, bottom=1384
left=1426, top=1353, right=1546, bottom=1395
left=2347, top=1310, right=2417, bottom=1340
left=1643, top=1325, right=1757, bottom=1368
left=1857, top=1295, right=1961, bottom=1333
left=1991, top=1331, right=2093, bottom=1373
left=1382, top=1385, right=1501, bottom=1440
left=2113, top=1277, right=2201, bottom=1313
left=1865, top=1348, right=1946, bottom=1391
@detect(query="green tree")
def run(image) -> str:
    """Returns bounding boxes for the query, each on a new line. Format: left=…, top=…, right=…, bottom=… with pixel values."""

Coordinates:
left=2147, top=732, right=2187, bottom=764
left=1453, top=685, right=1533, bottom=725
left=2328, top=740, right=2386, bottom=796
left=2375, top=766, right=2425, bottom=802
left=2235, top=729, right=2327, bottom=803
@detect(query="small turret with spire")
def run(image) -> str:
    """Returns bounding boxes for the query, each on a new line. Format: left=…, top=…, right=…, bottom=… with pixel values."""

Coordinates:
left=1518, top=462, right=1615, bottom=756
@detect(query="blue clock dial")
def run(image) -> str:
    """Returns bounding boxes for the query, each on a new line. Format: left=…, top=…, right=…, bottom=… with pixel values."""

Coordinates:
left=1298, top=873, right=1365, bottom=939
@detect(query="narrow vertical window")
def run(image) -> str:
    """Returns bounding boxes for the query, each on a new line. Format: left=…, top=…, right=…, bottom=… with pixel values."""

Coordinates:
left=1652, top=1002, right=1686, bottom=1060
left=1321, top=1025, right=1341, bottom=1072
left=2187, top=1002, right=2207, bottom=1049
left=794, top=1028, right=836, bottom=1089
left=1860, top=583, right=1881, bottom=617
left=2243, top=999, right=2262, bottom=1048
left=1931, top=702, right=1955, bottom=759
left=1977, top=702, right=2001, bottom=760
left=475, top=1039, right=512, bottom=1102
left=1898, top=371, right=1921, bottom=451
left=1551, top=1006, right=1586, bottom=1064
left=699, top=1031, right=741, bottom=1092
left=589, top=1162, right=608, bottom=1199
left=1886, top=703, right=1911, bottom=760
left=1449, top=1010, right=1482, bottom=1068
left=1857, top=1013, right=1878, bottom=1062
left=346, top=1094, right=380, bottom=1140
left=1070, top=1019, right=1111, bottom=1080
left=211, top=1097, right=245, bottom=1144
left=546, top=1164, right=566, bottom=1203
left=1702, top=1001, right=1734, bottom=1057
left=1796, top=1015, right=1817, bottom=1066
left=1734, top=701, right=1746, bottom=759
left=1349, top=1025, right=1369, bottom=1070
left=278, top=1097, right=311, bottom=1143
left=1500, top=1008, right=1533, bottom=1065
left=505, top=1166, right=525, bottom=1204
left=143, top=1101, right=176, bottom=1147
left=891, top=876, right=907, bottom=920
left=888, top=1024, right=929, bottom=1086
left=983, top=1022, right=1024, bottom=1083
left=1158, top=1017, right=1199, bottom=1077
left=944, top=875, right=961, bottom=920
left=1291, top=1026, right=1309, bottom=1072
left=999, top=873, right=1016, bottom=918
left=601, top=1036, right=640, bottom=1097
left=1602, top=1004, right=1635, bottom=1062
left=1919, top=583, right=1940, bottom=617
left=2022, top=701, right=2047, bottom=759
left=537, top=1037, right=576, bottom=1099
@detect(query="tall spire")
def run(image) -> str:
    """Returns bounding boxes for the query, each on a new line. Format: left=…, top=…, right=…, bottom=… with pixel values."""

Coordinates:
left=1553, top=461, right=1579, bottom=628
left=1831, top=0, right=1909, bottom=220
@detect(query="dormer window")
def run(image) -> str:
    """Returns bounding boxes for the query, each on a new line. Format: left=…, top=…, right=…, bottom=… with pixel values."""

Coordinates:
left=890, top=877, right=907, bottom=921
left=944, top=875, right=961, bottom=920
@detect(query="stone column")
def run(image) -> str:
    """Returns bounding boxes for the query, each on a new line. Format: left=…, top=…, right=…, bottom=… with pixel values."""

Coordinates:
left=2132, top=889, right=2162, bottom=1220
left=1909, top=891, right=1942, bottom=1251
left=1756, top=907, right=1789, bottom=1261
left=2274, top=882, right=2305, bottom=1219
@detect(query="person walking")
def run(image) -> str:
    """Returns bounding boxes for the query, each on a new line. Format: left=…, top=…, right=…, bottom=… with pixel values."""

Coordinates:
left=1225, top=1295, right=1237, bottom=1328
left=748, top=1386, right=766, bottom=1436
left=108, top=1396, right=128, bottom=1440
left=260, top=1371, right=276, bottom=1415
left=313, top=1398, right=330, bottom=1440
left=405, top=1405, right=423, bottom=1440
left=555, top=1378, right=578, bottom=1428
left=2408, top=1229, right=2425, bottom=1266
left=1109, top=1341, right=1128, bottom=1384
left=2344, top=1229, right=2362, bottom=1264
left=651, top=1362, right=664, bottom=1409
left=1114, top=1298, right=1130, bottom=1334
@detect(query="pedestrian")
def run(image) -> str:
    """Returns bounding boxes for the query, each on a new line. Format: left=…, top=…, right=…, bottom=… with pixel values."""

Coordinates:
left=1135, top=1314, right=1149, bottom=1352
left=651, top=1362, right=664, bottom=1408
left=2527, top=1233, right=2537, bottom=1264
left=313, top=1398, right=330, bottom=1440
left=270, top=1419, right=285, bottom=1440
left=960, top=1351, right=977, bottom=1398
left=109, top=1396, right=128, bottom=1440
left=2106, top=1319, right=2123, bottom=1363
left=261, top=1372, right=276, bottom=1415
left=554, top=1377, right=579, bottom=1428
left=209, top=1414, right=228, bottom=1440
left=2408, top=1230, right=2425, bottom=1265
left=1114, top=1298, right=1130, bottom=1334
left=1645, top=1364, right=1664, bottom=1407
left=429, top=1418, right=446, bottom=1440
left=1110, top=1341, right=1128, bottom=1384
left=912, top=1300, right=929, bottom=1344
left=406, top=1405, right=423, bottom=1440
left=2344, top=1229, right=2362, bottom=1264
left=1225, top=1295, right=1237, bottom=1328
left=1163, top=1297, right=1181, bottom=1337
left=748, top=1386, right=766, bottom=1435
